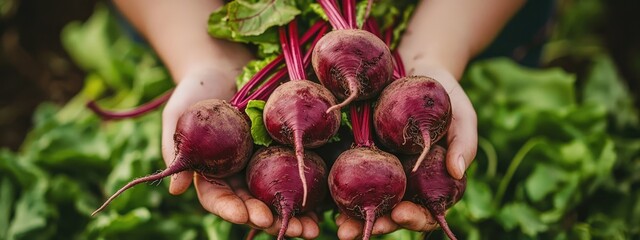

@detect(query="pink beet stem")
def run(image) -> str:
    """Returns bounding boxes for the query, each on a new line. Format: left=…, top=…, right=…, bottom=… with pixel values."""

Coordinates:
left=392, top=51, right=406, bottom=79
left=364, top=0, right=374, bottom=23
left=317, top=0, right=349, bottom=29
left=277, top=200, right=294, bottom=240
left=343, top=0, right=357, bottom=29
left=232, top=21, right=327, bottom=106
left=91, top=155, right=188, bottom=216
left=236, top=23, right=329, bottom=110
left=435, top=214, right=458, bottom=240
left=287, top=20, right=305, bottom=80
left=87, top=88, right=174, bottom=120
left=245, top=228, right=260, bottom=240
left=362, top=206, right=376, bottom=240
left=364, top=17, right=381, bottom=37
left=379, top=25, right=407, bottom=79
left=349, top=102, right=374, bottom=148
left=411, top=127, right=432, bottom=173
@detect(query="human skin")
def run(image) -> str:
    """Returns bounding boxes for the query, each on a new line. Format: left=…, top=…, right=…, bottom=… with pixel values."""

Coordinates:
left=113, top=0, right=526, bottom=238
left=112, top=0, right=319, bottom=238
left=335, top=0, right=526, bottom=239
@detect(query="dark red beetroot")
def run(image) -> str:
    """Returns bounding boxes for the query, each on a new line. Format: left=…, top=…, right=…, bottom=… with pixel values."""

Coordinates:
left=263, top=22, right=340, bottom=207
left=328, top=102, right=406, bottom=240
left=92, top=99, right=252, bottom=216
left=402, top=145, right=466, bottom=240
left=312, top=0, right=393, bottom=112
left=91, top=23, right=331, bottom=216
left=246, top=145, right=327, bottom=240
left=373, top=76, right=452, bottom=172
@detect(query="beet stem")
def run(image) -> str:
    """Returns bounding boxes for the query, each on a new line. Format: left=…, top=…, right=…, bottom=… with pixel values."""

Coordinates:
left=392, top=51, right=406, bottom=79
left=287, top=20, right=305, bottom=79
left=344, top=0, right=357, bottom=29
left=91, top=158, right=187, bottom=216
left=350, top=102, right=374, bottom=147
left=364, top=0, right=374, bottom=26
left=362, top=206, right=376, bottom=240
left=317, top=0, right=349, bottom=29
left=293, top=128, right=309, bottom=207
left=411, top=129, right=432, bottom=173
left=87, top=88, right=174, bottom=120
left=245, top=228, right=260, bottom=240
left=277, top=200, right=294, bottom=240
left=325, top=77, right=359, bottom=113
left=233, top=21, right=327, bottom=106
left=435, top=214, right=457, bottom=240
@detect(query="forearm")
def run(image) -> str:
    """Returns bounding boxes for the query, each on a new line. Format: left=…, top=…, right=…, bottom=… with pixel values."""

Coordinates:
left=112, top=0, right=252, bottom=84
left=398, top=0, right=525, bottom=79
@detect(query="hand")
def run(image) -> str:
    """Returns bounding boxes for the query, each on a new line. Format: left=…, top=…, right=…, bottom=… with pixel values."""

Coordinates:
left=335, top=62, right=477, bottom=238
left=160, top=68, right=321, bottom=239
left=335, top=201, right=439, bottom=239
left=401, top=62, right=478, bottom=181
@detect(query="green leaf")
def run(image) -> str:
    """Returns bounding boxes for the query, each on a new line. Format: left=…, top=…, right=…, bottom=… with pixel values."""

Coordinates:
left=208, top=0, right=300, bottom=37
left=87, top=208, right=151, bottom=236
left=236, top=55, right=279, bottom=90
left=391, top=5, right=415, bottom=50
left=245, top=100, right=273, bottom=146
left=463, top=179, right=495, bottom=220
left=0, top=177, right=15, bottom=239
left=583, top=55, right=639, bottom=130
left=7, top=181, right=54, bottom=240
left=61, top=5, right=124, bottom=88
left=497, top=203, right=549, bottom=236
left=308, top=3, right=328, bottom=21
left=525, top=163, right=566, bottom=202
left=203, top=215, right=235, bottom=240
left=341, top=111, right=352, bottom=129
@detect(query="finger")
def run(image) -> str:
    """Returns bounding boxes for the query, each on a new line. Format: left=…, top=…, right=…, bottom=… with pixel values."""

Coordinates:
left=371, top=215, right=399, bottom=235
left=161, top=91, right=193, bottom=195
left=194, top=174, right=249, bottom=224
left=337, top=217, right=363, bottom=240
left=223, top=175, right=274, bottom=228
left=446, top=88, right=477, bottom=179
left=336, top=212, right=349, bottom=226
left=263, top=215, right=303, bottom=238
left=391, top=201, right=438, bottom=232
left=168, top=171, right=194, bottom=195
left=299, top=213, right=321, bottom=239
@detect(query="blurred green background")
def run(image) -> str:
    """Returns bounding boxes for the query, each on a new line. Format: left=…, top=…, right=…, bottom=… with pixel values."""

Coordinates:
left=1, top=0, right=639, bottom=239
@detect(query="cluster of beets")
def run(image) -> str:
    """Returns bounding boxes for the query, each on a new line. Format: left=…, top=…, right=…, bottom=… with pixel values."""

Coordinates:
left=89, top=1, right=467, bottom=240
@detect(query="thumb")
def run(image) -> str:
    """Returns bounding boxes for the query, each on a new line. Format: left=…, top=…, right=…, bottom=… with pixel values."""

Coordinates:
left=161, top=86, right=196, bottom=195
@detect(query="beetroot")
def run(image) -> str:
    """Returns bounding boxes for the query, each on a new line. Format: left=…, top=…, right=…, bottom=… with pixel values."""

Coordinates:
left=246, top=145, right=327, bottom=240
left=312, top=0, right=393, bottom=112
left=263, top=22, right=340, bottom=207
left=328, top=103, right=406, bottom=240
left=91, top=23, right=331, bottom=216
left=373, top=76, right=452, bottom=172
left=92, top=99, right=252, bottom=216
left=402, top=145, right=466, bottom=240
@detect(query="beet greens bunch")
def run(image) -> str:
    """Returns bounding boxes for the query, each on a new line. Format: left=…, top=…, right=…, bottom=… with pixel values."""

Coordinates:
left=89, top=0, right=467, bottom=239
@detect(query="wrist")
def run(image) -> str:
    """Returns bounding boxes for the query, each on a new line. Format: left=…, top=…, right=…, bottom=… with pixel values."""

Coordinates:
left=397, top=41, right=470, bottom=80
left=169, top=41, right=253, bottom=84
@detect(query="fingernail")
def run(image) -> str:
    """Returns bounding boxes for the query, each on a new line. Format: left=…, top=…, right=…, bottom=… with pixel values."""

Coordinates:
left=456, top=155, right=466, bottom=179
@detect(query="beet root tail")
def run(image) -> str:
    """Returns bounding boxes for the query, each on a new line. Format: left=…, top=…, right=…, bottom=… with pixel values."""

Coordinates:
left=91, top=159, right=187, bottom=216
left=362, top=207, right=376, bottom=240
left=435, top=214, right=457, bottom=240
left=326, top=77, right=359, bottom=113
left=411, top=130, right=432, bottom=173
left=293, top=129, right=308, bottom=207
left=277, top=203, right=293, bottom=240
